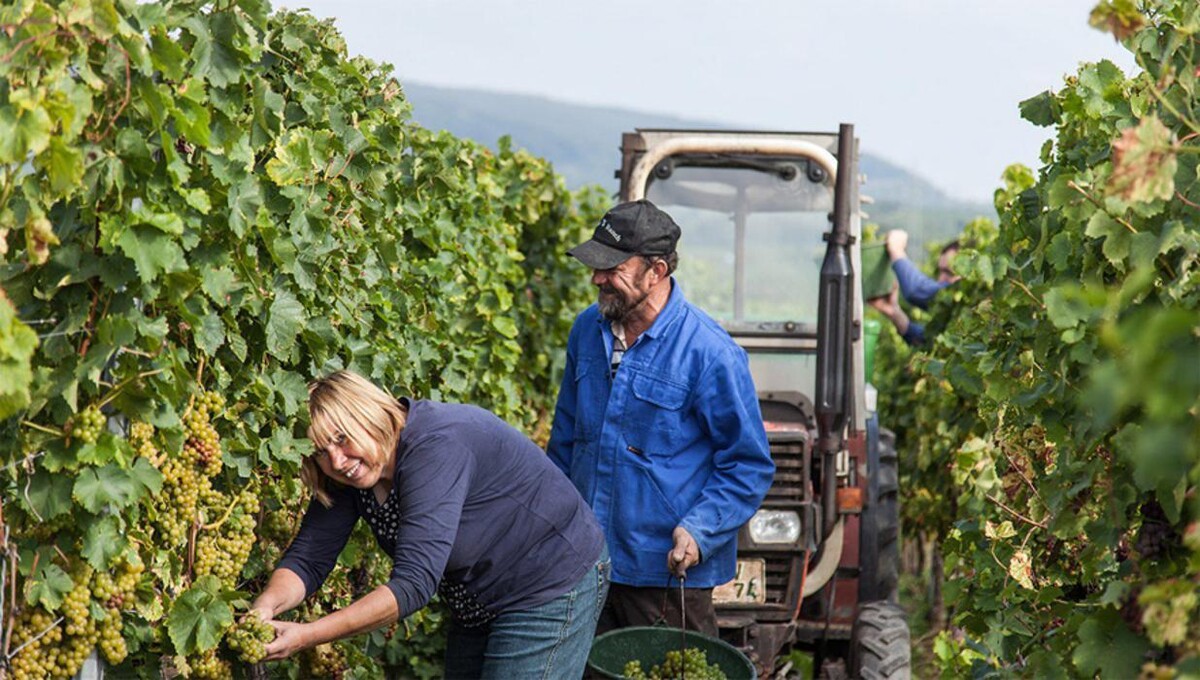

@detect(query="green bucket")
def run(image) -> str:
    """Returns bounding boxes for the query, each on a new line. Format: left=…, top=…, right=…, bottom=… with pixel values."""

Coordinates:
left=861, top=242, right=896, bottom=300
left=587, top=626, right=756, bottom=679
left=864, top=318, right=881, bottom=384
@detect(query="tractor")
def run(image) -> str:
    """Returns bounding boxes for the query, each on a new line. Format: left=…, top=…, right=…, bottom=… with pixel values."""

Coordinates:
left=615, top=126, right=910, bottom=679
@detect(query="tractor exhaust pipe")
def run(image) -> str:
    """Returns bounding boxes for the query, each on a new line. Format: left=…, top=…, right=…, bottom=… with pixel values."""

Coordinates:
left=814, top=123, right=855, bottom=538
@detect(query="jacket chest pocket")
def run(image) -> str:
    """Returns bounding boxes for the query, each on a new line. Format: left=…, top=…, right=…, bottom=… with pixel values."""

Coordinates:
left=621, top=372, right=692, bottom=457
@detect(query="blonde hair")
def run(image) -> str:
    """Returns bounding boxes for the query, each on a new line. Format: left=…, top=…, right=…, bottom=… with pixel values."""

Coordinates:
left=302, top=370, right=407, bottom=507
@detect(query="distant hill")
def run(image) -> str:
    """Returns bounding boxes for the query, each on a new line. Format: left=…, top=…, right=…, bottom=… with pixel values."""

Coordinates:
left=402, top=82, right=994, bottom=253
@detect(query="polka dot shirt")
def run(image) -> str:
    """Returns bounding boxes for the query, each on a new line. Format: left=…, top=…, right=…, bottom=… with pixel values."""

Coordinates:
left=357, top=486, right=497, bottom=627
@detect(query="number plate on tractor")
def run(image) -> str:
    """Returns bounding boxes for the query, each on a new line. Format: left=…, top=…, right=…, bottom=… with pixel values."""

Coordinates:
left=713, top=558, right=766, bottom=604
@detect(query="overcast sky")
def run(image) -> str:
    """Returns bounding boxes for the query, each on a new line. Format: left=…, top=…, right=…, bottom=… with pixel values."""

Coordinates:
left=279, top=0, right=1138, bottom=204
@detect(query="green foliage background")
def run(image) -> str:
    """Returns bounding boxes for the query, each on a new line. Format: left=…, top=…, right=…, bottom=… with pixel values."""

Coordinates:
left=0, top=0, right=604, bottom=676
left=878, top=1, right=1200, bottom=676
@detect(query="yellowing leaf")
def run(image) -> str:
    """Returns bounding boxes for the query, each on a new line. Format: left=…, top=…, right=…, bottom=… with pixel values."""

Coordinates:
left=1088, top=0, right=1146, bottom=41
left=1009, top=549, right=1035, bottom=589
left=1108, top=115, right=1177, bottom=203
left=24, top=213, right=59, bottom=266
left=985, top=520, right=1017, bottom=540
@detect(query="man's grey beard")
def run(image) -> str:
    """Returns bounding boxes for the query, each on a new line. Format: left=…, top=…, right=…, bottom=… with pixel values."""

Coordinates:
left=598, top=287, right=648, bottom=322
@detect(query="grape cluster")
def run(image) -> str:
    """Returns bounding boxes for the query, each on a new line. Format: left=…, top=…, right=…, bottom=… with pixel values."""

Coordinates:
left=9, top=559, right=141, bottom=678
left=154, top=458, right=207, bottom=546
left=304, top=643, right=347, bottom=679
left=8, top=606, right=77, bottom=679
left=195, top=490, right=260, bottom=584
left=184, top=398, right=224, bottom=477
left=622, top=648, right=727, bottom=680
left=129, top=421, right=159, bottom=462
left=151, top=392, right=231, bottom=547
left=190, top=648, right=232, bottom=680
left=71, top=405, right=106, bottom=444
left=1135, top=500, right=1180, bottom=561
left=261, top=509, right=295, bottom=541
left=226, top=612, right=276, bottom=664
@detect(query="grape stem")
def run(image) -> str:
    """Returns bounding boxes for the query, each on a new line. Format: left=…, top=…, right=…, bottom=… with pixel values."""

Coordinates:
left=19, top=421, right=62, bottom=437
left=96, top=368, right=167, bottom=410
left=186, top=358, right=207, bottom=416
left=986, top=494, right=1048, bottom=530
left=202, top=492, right=243, bottom=532
left=1007, top=278, right=1044, bottom=309
left=186, top=515, right=200, bottom=581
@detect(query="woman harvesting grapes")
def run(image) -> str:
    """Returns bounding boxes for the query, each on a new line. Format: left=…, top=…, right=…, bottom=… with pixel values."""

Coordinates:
left=250, top=370, right=609, bottom=678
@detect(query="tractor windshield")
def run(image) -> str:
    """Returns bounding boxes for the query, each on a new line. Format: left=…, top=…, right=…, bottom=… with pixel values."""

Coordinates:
left=646, top=159, right=833, bottom=325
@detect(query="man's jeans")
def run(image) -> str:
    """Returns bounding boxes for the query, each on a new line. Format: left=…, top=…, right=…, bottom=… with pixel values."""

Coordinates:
left=444, top=547, right=611, bottom=679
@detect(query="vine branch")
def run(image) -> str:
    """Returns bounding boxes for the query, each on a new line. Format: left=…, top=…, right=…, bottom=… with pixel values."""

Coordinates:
left=987, top=494, right=1048, bottom=530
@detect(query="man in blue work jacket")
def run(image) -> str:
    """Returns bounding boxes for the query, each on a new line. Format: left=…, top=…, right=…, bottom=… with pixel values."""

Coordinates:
left=547, top=199, right=774, bottom=635
left=867, top=229, right=960, bottom=345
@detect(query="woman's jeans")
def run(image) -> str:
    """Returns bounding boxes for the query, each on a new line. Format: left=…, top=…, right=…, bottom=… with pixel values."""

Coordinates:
left=443, top=547, right=611, bottom=679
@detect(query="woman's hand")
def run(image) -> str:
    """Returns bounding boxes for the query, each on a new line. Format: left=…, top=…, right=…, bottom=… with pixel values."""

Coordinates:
left=263, top=620, right=312, bottom=661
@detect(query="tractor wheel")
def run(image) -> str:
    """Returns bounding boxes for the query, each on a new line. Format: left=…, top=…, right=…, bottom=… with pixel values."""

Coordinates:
left=859, top=425, right=900, bottom=602
left=848, top=601, right=910, bottom=680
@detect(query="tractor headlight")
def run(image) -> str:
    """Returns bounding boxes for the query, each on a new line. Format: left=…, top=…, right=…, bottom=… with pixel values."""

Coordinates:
left=748, top=510, right=801, bottom=544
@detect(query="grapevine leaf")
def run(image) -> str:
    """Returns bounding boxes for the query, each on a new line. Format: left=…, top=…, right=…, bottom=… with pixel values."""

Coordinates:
left=24, top=471, right=74, bottom=521
left=182, top=187, right=212, bottom=214
left=73, top=460, right=160, bottom=512
left=1072, top=610, right=1148, bottom=680
left=1088, top=0, right=1146, bottom=40
left=185, top=16, right=242, bottom=89
left=81, top=516, right=127, bottom=569
left=271, top=368, right=307, bottom=416
left=134, top=210, right=184, bottom=236
left=1076, top=61, right=1125, bottom=121
left=1044, top=287, right=1092, bottom=331
left=1026, top=650, right=1069, bottom=680
left=0, top=103, right=53, bottom=163
left=0, top=290, right=38, bottom=419
left=175, top=97, right=212, bottom=148
left=27, top=563, right=73, bottom=610
left=266, top=129, right=317, bottom=186
left=24, top=213, right=59, bottom=266
left=266, top=427, right=304, bottom=465
left=43, top=137, right=85, bottom=194
left=1019, top=91, right=1058, bottom=127
left=491, top=315, right=518, bottom=339
left=168, top=576, right=233, bottom=655
left=149, top=28, right=187, bottom=81
left=201, top=267, right=240, bottom=305
left=227, top=177, right=263, bottom=238
left=74, top=464, right=138, bottom=511
left=1108, top=115, right=1177, bottom=203
left=115, top=226, right=187, bottom=284
left=266, top=289, right=305, bottom=359
left=1085, top=212, right=1131, bottom=266
left=195, top=312, right=226, bottom=356
left=76, top=437, right=115, bottom=466
left=1008, top=549, right=1035, bottom=589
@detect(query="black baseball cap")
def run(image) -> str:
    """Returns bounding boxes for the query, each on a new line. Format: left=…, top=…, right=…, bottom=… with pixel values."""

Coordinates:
left=567, top=200, right=681, bottom=270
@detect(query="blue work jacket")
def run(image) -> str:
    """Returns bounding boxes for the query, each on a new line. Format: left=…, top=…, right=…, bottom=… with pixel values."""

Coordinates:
left=547, top=281, right=774, bottom=587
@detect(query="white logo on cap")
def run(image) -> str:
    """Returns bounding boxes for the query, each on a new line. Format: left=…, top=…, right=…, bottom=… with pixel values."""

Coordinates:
left=600, top=218, right=621, bottom=242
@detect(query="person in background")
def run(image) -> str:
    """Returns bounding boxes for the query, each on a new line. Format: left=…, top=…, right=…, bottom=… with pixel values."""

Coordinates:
left=547, top=199, right=774, bottom=636
left=868, top=229, right=960, bottom=346
left=251, top=370, right=608, bottom=679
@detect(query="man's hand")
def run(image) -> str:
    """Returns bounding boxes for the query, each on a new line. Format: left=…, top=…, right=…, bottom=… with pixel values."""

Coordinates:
left=263, top=620, right=311, bottom=661
left=667, top=526, right=701, bottom=578
left=867, top=283, right=909, bottom=335
left=885, top=229, right=909, bottom=262
left=867, top=283, right=900, bottom=317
